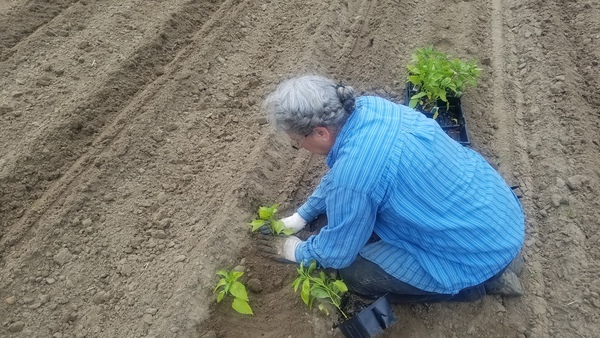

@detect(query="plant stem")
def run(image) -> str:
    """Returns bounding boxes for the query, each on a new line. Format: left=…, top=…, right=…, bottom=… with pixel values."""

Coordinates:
left=333, top=300, right=348, bottom=319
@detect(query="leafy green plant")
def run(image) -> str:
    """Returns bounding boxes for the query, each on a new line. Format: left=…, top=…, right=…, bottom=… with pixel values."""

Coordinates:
left=292, top=260, right=348, bottom=319
left=213, top=269, right=253, bottom=315
left=407, top=46, right=481, bottom=114
left=248, top=204, right=294, bottom=236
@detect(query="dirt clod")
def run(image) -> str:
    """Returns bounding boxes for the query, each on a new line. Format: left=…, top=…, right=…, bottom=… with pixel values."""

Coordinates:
left=246, top=278, right=263, bottom=293
left=7, top=321, right=25, bottom=333
left=53, top=248, right=73, bottom=266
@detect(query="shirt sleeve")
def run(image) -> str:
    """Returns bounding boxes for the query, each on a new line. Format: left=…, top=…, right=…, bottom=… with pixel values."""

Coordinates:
left=295, top=186, right=377, bottom=269
left=297, top=170, right=333, bottom=222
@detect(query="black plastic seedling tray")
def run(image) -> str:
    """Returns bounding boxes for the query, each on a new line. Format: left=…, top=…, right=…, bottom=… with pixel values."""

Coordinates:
left=338, top=295, right=397, bottom=338
left=405, top=84, right=471, bottom=146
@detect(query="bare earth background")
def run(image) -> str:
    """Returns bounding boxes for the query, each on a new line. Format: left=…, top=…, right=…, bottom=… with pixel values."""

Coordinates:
left=1, top=0, right=600, bottom=337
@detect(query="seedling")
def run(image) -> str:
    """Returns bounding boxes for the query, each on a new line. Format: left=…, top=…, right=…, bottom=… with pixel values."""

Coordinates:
left=292, top=260, right=348, bottom=319
left=407, top=46, right=480, bottom=115
left=248, top=204, right=294, bottom=236
left=213, top=269, right=253, bottom=315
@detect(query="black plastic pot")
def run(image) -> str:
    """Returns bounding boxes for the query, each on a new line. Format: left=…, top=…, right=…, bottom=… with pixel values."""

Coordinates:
left=405, top=83, right=471, bottom=146
left=338, top=295, right=397, bottom=338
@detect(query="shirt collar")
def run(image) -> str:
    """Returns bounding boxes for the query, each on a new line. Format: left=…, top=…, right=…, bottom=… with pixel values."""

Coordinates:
left=325, top=99, right=360, bottom=168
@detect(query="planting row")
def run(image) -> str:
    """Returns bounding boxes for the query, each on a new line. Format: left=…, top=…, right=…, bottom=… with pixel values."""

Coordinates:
left=211, top=47, right=483, bottom=337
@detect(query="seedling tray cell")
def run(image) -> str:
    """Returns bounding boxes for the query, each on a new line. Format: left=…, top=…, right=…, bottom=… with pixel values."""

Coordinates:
left=441, top=124, right=470, bottom=145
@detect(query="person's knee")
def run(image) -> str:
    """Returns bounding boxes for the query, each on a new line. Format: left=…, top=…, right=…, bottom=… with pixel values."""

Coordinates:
left=338, top=259, right=381, bottom=296
left=338, top=266, right=361, bottom=291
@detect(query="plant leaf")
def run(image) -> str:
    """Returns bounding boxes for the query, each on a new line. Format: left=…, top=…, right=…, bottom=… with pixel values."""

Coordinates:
left=282, top=227, right=294, bottom=235
left=230, top=271, right=244, bottom=281
left=292, top=277, right=303, bottom=292
left=216, top=290, right=225, bottom=303
left=216, top=270, right=228, bottom=277
left=249, top=219, right=266, bottom=226
left=229, top=281, right=249, bottom=301
left=232, top=298, right=253, bottom=315
left=311, top=287, right=329, bottom=299
left=407, top=75, right=421, bottom=85
left=257, top=207, right=271, bottom=220
left=258, top=204, right=278, bottom=220
left=272, top=220, right=285, bottom=234
left=332, top=280, right=348, bottom=293
left=301, top=279, right=311, bottom=306
left=249, top=219, right=266, bottom=231
left=409, top=98, right=419, bottom=108
left=213, top=278, right=227, bottom=293
left=439, top=90, right=447, bottom=103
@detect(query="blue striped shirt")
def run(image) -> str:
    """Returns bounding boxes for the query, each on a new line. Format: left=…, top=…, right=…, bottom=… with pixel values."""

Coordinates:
left=295, top=96, right=524, bottom=294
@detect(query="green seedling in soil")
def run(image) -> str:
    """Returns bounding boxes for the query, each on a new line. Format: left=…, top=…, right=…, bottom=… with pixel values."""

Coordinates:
left=407, top=46, right=481, bottom=116
left=213, top=269, right=253, bottom=315
left=292, top=260, right=348, bottom=319
left=248, top=204, right=294, bottom=236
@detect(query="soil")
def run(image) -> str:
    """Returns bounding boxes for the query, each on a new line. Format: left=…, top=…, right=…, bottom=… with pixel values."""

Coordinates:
left=1, top=0, right=599, bottom=337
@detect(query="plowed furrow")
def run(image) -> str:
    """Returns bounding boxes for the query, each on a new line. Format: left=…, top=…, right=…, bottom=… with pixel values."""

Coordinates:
left=0, top=0, right=77, bottom=62
left=0, top=0, right=223, bottom=249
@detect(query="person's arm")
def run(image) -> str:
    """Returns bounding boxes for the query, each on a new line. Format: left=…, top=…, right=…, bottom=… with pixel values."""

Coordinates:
left=295, top=186, right=377, bottom=269
left=297, top=170, right=333, bottom=222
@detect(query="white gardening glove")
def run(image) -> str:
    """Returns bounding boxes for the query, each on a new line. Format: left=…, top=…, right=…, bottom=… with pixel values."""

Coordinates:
left=281, top=213, right=307, bottom=234
left=257, top=235, right=302, bottom=263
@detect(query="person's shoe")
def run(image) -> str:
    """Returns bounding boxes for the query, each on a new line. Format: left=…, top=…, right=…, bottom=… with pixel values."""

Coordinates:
left=484, top=270, right=524, bottom=297
left=507, top=251, right=525, bottom=277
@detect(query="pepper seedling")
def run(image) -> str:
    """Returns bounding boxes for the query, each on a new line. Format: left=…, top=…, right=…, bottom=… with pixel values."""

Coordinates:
left=292, top=260, right=348, bottom=319
left=213, top=269, right=253, bottom=315
left=248, top=204, right=294, bottom=236
left=407, top=46, right=481, bottom=116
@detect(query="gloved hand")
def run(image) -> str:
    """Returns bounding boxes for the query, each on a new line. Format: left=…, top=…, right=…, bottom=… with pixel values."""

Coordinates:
left=257, top=212, right=307, bottom=235
left=282, top=213, right=308, bottom=233
left=257, top=235, right=302, bottom=263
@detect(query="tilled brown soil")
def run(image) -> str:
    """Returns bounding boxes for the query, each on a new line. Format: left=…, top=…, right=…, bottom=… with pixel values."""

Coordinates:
left=1, top=0, right=599, bottom=337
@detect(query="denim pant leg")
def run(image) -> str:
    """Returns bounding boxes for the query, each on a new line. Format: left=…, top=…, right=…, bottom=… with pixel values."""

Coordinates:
left=338, top=256, right=487, bottom=303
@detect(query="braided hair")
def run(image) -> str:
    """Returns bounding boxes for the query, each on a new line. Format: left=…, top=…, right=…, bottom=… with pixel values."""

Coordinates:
left=334, top=81, right=356, bottom=116
left=265, top=75, right=356, bottom=135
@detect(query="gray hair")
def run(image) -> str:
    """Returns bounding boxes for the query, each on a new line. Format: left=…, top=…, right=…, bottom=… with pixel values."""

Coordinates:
left=264, top=75, right=356, bottom=135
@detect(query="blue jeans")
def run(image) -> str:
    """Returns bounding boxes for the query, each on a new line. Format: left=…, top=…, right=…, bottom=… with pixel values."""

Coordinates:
left=305, top=215, right=505, bottom=303
left=339, top=255, right=504, bottom=303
